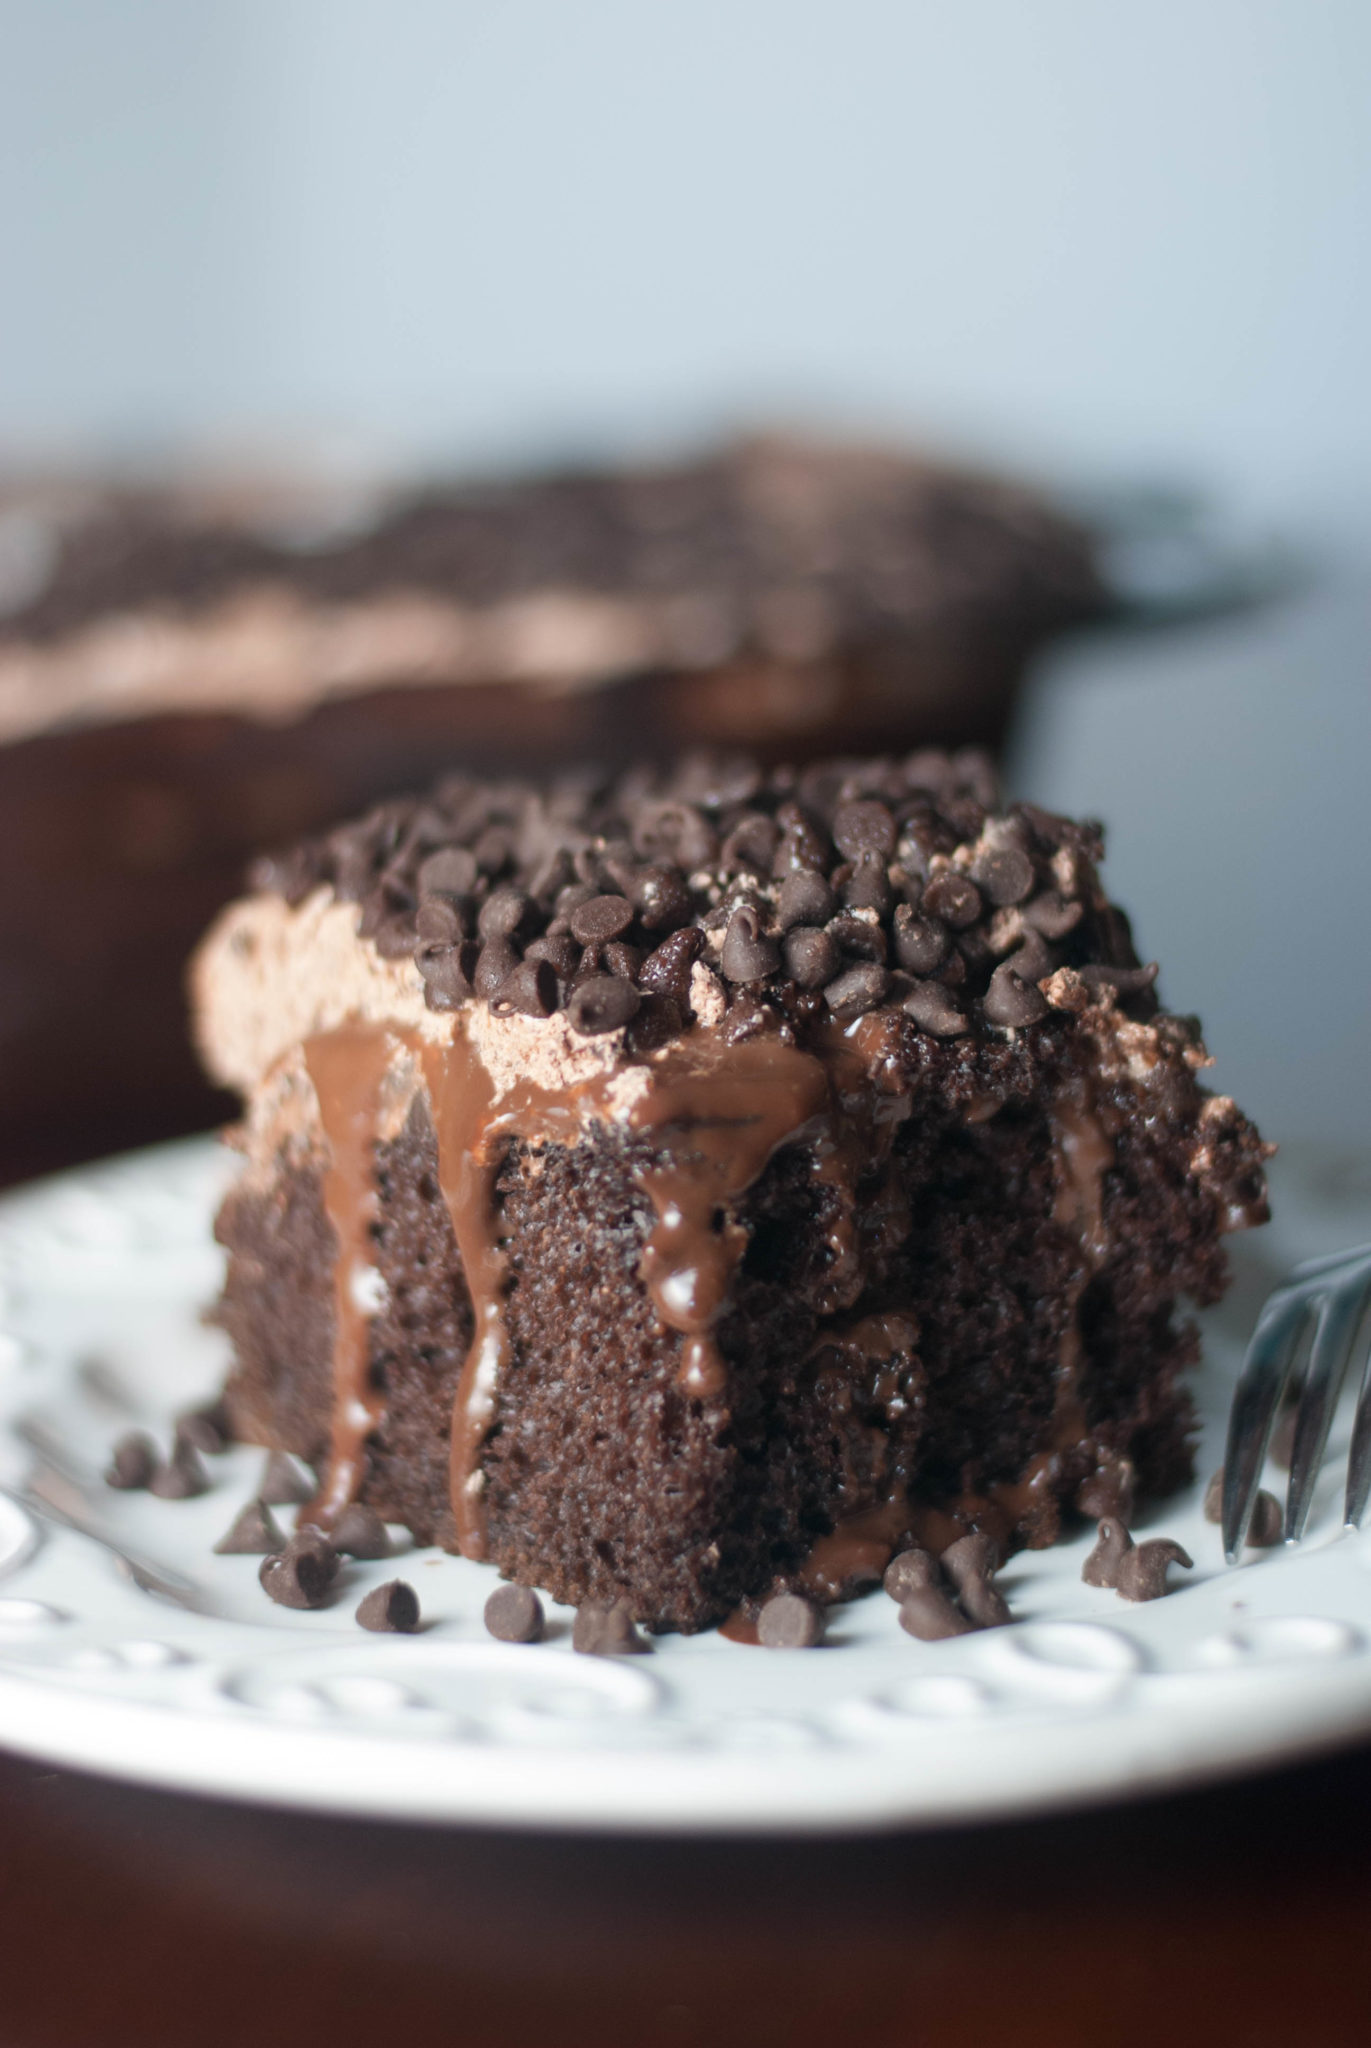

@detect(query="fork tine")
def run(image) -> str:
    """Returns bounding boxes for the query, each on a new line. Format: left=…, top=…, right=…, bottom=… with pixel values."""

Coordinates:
left=1343, top=1294, right=1371, bottom=1530
left=1286, top=1271, right=1371, bottom=1541
left=1222, top=1289, right=1310, bottom=1563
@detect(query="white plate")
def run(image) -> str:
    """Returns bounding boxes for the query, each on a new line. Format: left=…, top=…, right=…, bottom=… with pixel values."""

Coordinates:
left=0, top=1138, right=1369, bottom=1834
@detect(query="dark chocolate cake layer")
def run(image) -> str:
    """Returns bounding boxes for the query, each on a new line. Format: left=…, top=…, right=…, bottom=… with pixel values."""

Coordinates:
left=195, top=748, right=1268, bottom=1631
left=0, top=440, right=1108, bottom=1176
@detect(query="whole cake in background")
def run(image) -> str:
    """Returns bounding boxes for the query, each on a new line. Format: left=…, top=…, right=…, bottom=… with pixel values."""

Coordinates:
left=0, top=437, right=1108, bottom=1175
left=193, top=747, right=1270, bottom=1634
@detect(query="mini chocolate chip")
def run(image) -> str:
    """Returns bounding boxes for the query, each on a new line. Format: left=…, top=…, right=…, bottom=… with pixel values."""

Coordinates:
left=356, top=1579, right=421, bottom=1633
left=1076, top=1454, right=1136, bottom=1523
left=1077, top=961, right=1160, bottom=997
left=472, top=825, right=512, bottom=875
left=484, top=1582, right=545, bottom=1643
left=899, top=1586, right=978, bottom=1640
left=476, top=887, right=530, bottom=942
left=757, top=1592, right=825, bottom=1648
left=1203, top=1470, right=1282, bottom=1546
left=631, top=801, right=716, bottom=870
left=1116, top=1538, right=1192, bottom=1602
left=602, top=940, right=641, bottom=981
left=970, top=844, right=1035, bottom=906
left=474, top=936, right=518, bottom=997
left=567, top=974, right=640, bottom=1035
left=958, top=1576, right=1013, bottom=1628
left=104, top=1431, right=159, bottom=1491
left=902, top=980, right=968, bottom=1037
left=177, top=1397, right=234, bottom=1457
left=983, top=961, right=1049, bottom=1028
left=260, top=1450, right=314, bottom=1506
left=632, top=864, right=692, bottom=932
left=259, top=1533, right=338, bottom=1611
left=417, top=846, right=478, bottom=899
left=492, top=958, right=558, bottom=1018
left=638, top=927, right=703, bottom=1004
left=1007, top=927, right=1055, bottom=984
left=782, top=925, right=840, bottom=990
left=214, top=1499, right=285, bottom=1556
left=331, top=1502, right=392, bottom=1559
left=572, top=1601, right=651, bottom=1655
left=568, top=894, right=634, bottom=945
left=720, top=813, right=780, bottom=875
left=922, top=871, right=982, bottom=928
left=824, top=963, right=889, bottom=1020
left=777, top=870, right=837, bottom=930
left=827, top=912, right=887, bottom=962
left=883, top=1548, right=941, bottom=1602
left=415, top=898, right=465, bottom=946
left=832, top=799, right=897, bottom=860
left=373, top=916, right=420, bottom=960
left=1022, top=889, right=1084, bottom=939
left=719, top=905, right=780, bottom=983
left=149, top=1438, right=211, bottom=1500
left=524, top=932, right=580, bottom=978
left=417, top=938, right=479, bottom=1007
left=941, top=1533, right=1001, bottom=1586
left=892, top=904, right=949, bottom=975
left=1082, top=1517, right=1134, bottom=1589
left=842, top=853, right=894, bottom=915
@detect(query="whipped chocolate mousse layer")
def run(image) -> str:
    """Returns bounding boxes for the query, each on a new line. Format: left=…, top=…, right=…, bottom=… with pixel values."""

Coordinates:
left=0, top=438, right=1108, bottom=1174
left=194, top=749, right=1269, bottom=1632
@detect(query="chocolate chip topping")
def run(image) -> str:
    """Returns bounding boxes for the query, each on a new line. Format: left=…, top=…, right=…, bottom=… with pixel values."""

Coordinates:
left=484, top=1582, right=545, bottom=1643
left=1082, top=1517, right=1134, bottom=1589
left=104, top=1431, right=158, bottom=1491
left=149, top=1437, right=211, bottom=1500
left=214, top=1499, right=286, bottom=1555
left=258, top=749, right=1167, bottom=1051
left=1203, top=1470, right=1282, bottom=1546
left=898, top=1586, right=978, bottom=1640
left=756, top=1592, right=825, bottom=1648
left=259, top=1531, right=339, bottom=1610
left=572, top=1601, right=652, bottom=1656
left=1116, top=1538, right=1193, bottom=1602
left=356, top=1579, right=421, bottom=1633
left=329, top=1502, right=392, bottom=1559
left=259, top=1450, right=314, bottom=1506
left=1076, top=1453, right=1136, bottom=1524
left=176, top=1398, right=234, bottom=1457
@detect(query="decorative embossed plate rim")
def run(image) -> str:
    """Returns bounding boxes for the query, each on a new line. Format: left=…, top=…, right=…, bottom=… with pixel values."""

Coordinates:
left=0, top=1136, right=1369, bottom=1834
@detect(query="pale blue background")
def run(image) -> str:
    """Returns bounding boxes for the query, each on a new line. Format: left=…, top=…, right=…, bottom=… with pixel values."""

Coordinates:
left=0, top=0, right=1367, bottom=1143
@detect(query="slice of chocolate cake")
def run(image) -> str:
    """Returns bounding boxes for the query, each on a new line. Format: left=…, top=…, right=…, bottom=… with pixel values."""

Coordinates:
left=193, top=749, right=1269, bottom=1633
left=0, top=438, right=1108, bottom=1177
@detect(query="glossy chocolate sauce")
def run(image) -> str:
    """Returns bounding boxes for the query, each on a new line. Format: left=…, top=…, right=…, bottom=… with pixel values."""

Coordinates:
left=302, top=1025, right=398, bottom=1523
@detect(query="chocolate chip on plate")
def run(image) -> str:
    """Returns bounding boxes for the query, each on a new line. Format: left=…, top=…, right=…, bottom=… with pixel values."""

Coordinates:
left=1116, top=1538, right=1193, bottom=1602
left=572, top=1601, right=651, bottom=1656
left=484, top=1583, right=545, bottom=1644
left=104, top=1430, right=158, bottom=1492
left=259, top=1451, right=314, bottom=1506
left=1202, top=1469, right=1282, bottom=1546
left=176, top=1397, right=233, bottom=1457
left=356, top=1580, right=421, bottom=1633
left=149, top=1437, right=211, bottom=1500
left=756, top=1592, right=825, bottom=1648
left=1082, top=1517, right=1134, bottom=1589
left=259, top=1532, right=339, bottom=1611
left=882, top=1547, right=941, bottom=1602
left=898, top=1586, right=978, bottom=1640
left=330, top=1502, right=392, bottom=1560
left=214, top=1499, right=285, bottom=1556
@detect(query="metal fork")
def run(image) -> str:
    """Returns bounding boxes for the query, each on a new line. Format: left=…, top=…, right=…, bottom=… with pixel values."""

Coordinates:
left=1222, top=1244, right=1371, bottom=1563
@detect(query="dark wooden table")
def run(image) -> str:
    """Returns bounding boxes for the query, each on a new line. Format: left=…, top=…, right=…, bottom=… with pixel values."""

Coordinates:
left=1, top=1738, right=1369, bottom=2048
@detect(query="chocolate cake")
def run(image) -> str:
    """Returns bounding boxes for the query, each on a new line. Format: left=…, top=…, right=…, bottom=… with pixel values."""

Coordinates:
left=193, top=748, right=1269, bottom=1633
left=0, top=440, right=1108, bottom=1176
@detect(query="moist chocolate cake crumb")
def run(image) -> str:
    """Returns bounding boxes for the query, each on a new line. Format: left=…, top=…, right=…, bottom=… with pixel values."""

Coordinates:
left=214, top=1499, right=286, bottom=1555
left=194, top=745, right=1271, bottom=1634
left=104, top=1431, right=158, bottom=1492
left=899, top=1586, right=978, bottom=1640
left=356, top=1580, right=421, bottom=1633
left=757, top=1592, right=825, bottom=1648
left=572, top=1603, right=652, bottom=1657
left=1116, top=1538, right=1193, bottom=1602
left=484, top=1583, right=545, bottom=1644
left=149, top=1437, right=211, bottom=1500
